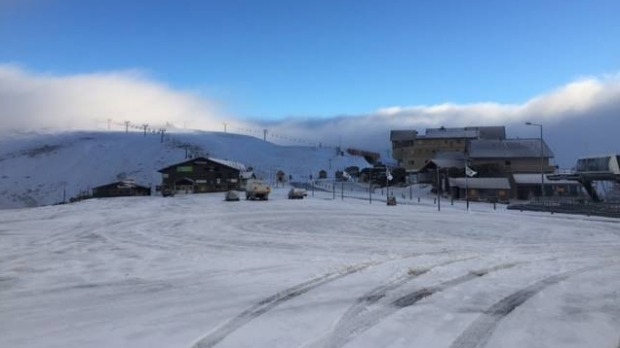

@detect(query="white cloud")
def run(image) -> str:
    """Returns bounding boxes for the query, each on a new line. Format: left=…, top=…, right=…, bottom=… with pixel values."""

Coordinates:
left=366, top=76, right=620, bottom=127
left=255, top=75, right=620, bottom=167
left=0, top=64, right=230, bottom=132
left=2, top=64, right=618, bottom=167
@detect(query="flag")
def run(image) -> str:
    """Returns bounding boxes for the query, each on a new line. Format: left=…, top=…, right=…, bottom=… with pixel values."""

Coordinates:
left=466, top=166, right=477, bottom=177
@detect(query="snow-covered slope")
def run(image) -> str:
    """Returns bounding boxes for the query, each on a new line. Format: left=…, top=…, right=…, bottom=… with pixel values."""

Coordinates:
left=1, top=191, right=619, bottom=348
left=0, top=130, right=371, bottom=208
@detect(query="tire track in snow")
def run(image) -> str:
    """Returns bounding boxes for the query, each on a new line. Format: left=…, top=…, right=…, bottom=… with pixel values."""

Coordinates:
left=190, top=261, right=379, bottom=348
left=308, top=263, right=516, bottom=348
left=327, top=257, right=476, bottom=336
left=448, top=265, right=601, bottom=348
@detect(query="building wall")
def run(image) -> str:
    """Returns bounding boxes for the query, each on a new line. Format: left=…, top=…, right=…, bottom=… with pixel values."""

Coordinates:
left=470, top=158, right=555, bottom=174
left=393, top=138, right=468, bottom=171
left=515, top=183, right=584, bottom=200
left=92, top=184, right=151, bottom=198
left=458, top=188, right=510, bottom=202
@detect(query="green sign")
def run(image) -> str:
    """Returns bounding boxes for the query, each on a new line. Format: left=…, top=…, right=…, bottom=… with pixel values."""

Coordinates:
left=177, top=166, right=193, bottom=173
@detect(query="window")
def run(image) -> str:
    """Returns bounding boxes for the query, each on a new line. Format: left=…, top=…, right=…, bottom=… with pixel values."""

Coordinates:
left=576, top=157, right=611, bottom=172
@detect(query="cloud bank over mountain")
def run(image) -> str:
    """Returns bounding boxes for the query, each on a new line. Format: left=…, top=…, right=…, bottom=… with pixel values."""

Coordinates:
left=1, top=64, right=618, bottom=167
left=255, top=75, right=620, bottom=167
left=0, top=64, right=229, bottom=132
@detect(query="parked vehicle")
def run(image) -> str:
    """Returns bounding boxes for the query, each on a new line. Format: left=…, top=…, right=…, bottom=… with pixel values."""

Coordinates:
left=161, top=187, right=175, bottom=197
left=386, top=196, right=397, bottom=206
left=245, top=179, right=271, bottom=200
left=288, top=188, right=307, bottom=199
left=225, top=190, right=240, bottom=201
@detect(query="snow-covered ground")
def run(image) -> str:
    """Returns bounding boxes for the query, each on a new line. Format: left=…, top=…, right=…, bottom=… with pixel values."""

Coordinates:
left=1, top=188, right=619, bottom=348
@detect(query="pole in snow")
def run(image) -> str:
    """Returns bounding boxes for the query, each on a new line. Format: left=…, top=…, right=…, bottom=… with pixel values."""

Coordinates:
left=436, top=167, right=441, bottom=212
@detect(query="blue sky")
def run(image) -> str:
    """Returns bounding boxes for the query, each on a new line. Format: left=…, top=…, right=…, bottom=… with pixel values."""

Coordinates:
left=2, top=0, right=619, bottom=120
left=1, top=0, right=619, bottom=167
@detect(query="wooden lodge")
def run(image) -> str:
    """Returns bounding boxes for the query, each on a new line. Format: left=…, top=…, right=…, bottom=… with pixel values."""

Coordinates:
left=158, top=157, right=244, bottom=195
left=91, top=180, right=152, bottom=198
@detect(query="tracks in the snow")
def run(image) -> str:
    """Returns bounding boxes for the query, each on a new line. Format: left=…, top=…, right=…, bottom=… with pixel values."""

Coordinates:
left=448, top=266, right=598, bottom=348
left=307, top=263, right=517, bottom=348
left=190, top=261, right=378, bottom=348
left=190, top=255, right=479, bottom=348
left=190, top=257, right=604, bottom=348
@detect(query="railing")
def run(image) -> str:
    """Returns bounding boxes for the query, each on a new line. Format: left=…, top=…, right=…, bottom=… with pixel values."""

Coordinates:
left=507, top=197, right=620, bottom=218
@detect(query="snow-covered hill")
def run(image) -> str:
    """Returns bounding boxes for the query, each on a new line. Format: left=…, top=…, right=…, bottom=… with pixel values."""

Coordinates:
left=0, top=130, right=371, bottom=208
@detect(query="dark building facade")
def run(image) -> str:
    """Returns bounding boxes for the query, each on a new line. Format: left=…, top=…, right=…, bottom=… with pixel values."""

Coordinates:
left=158, top=157, right=243, bottom=195
left=92, top=181, right=151, bottom=198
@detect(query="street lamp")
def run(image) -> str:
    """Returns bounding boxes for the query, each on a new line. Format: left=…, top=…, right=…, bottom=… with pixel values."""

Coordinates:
left=525, top=122, right=544, bottom=198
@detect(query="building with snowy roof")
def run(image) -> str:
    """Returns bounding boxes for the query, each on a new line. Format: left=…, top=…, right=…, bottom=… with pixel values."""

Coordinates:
left=157, top=157, right=245, bottom=195
left=91, top=180, right=152, bottom=199
left=390, top=126, right=506, bottom=172
left=394, top=126, right=581, bottom=201
left=468, top=139, right=555, bottom=174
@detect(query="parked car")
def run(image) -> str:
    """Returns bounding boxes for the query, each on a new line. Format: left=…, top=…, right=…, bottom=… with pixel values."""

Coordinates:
left=225, top=190, right=240, bottom=201
left=245, top=179, right=271, bottom=200
left=288, top=188, right=307, bottom=199
left=386, top=196, right=397, bottom=206
left=161, top=187, right=175, bottom=197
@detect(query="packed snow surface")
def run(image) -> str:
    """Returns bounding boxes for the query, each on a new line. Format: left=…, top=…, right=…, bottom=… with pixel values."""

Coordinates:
left=1, top=189, right=619, bottom=348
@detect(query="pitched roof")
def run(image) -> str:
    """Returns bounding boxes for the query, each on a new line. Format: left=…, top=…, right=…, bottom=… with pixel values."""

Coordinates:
left=158, top=156, right=246, bottom=173
left=390, top=130, right=418, bottom=141
left=93, top=181, right=150, bottom=190
left=208, top=158, right=247, bottom=171
left=424, top=128, right=479, bottom=139
left=423, top=126, right=506, bottom=140
left=469, top=139, right=554, bottom=159
left=418, top=152, right=467, bottom=172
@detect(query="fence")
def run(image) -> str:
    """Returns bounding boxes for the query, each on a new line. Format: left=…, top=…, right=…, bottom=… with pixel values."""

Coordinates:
left=507, top=197, right=620, bottom=218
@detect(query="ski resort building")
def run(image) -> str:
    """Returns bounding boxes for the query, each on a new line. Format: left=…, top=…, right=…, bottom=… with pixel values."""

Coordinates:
left=390, top=126, right=506, bottom=171
left=396, top=126, right=587, bottom=201
left=157, top=157, right=245, bottom=195
left=91, top=180, right=152, bottom=198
